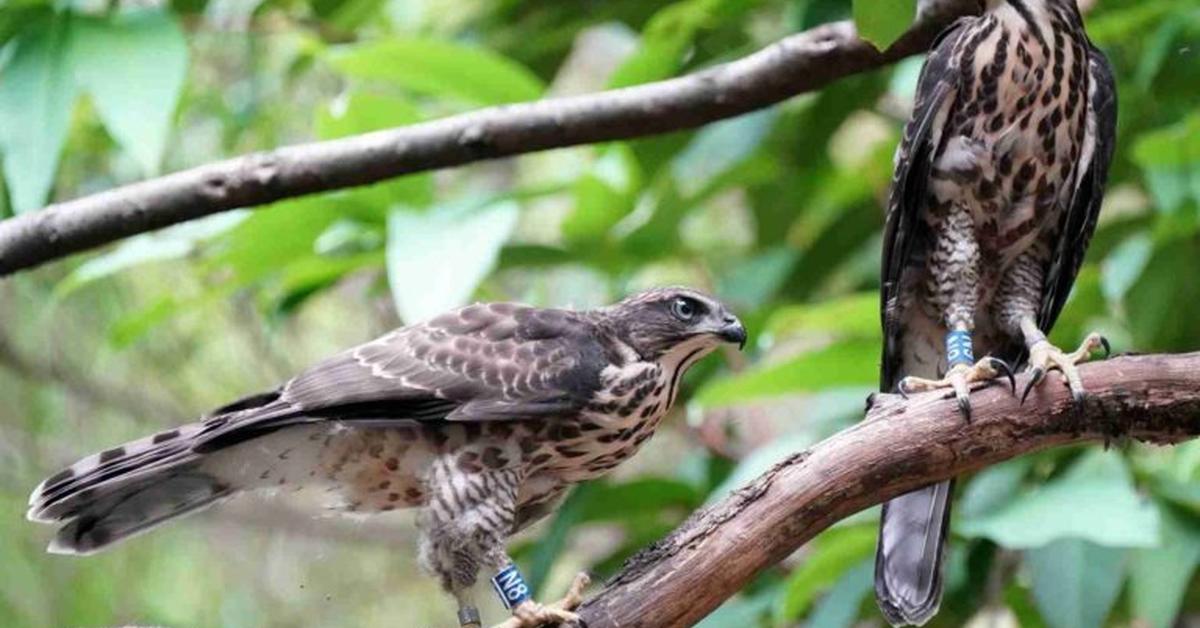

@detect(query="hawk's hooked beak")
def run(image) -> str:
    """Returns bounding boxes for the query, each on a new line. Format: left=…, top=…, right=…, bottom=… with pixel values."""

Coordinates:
left=715, top=315, right=747, bottom=350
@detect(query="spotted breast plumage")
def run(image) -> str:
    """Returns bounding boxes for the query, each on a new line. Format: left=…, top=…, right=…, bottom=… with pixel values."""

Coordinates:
left=28, top=287, right=746, bottom=628
left=874, top=0, right=1116, bottom=625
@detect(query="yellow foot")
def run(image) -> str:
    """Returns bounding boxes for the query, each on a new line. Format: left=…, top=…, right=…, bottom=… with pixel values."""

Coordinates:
left=491, top=572, right=591, bottom=628
left=1022, top=332, right=1110, bottom=404
left=898, top=356, right=1015, bottom=420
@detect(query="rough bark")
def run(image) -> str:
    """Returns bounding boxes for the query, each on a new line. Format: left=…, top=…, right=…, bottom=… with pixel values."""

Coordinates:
left=577, top=352, right=1200, bottom=628
left=0, top=2, right=978, bottom=276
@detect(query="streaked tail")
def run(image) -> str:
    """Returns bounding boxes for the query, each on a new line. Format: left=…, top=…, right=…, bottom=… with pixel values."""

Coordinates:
left=28, top=421, right=231, bottom=554
left=874, top=480, right=954, bottom=627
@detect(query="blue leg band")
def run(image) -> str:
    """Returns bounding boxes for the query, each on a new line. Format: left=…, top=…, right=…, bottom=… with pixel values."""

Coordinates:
left=946, top=330, right=974, bottom=367
left=492, top=563, right=532, bottom=610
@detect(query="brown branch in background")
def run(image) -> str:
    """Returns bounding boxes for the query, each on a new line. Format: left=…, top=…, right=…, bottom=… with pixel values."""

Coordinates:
left=577, top=353, right=1200, bottom=627
left=0, top=1, right=979, bottom=276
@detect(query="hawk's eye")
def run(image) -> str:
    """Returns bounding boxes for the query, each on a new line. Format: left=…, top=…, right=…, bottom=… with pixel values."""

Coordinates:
left=670, top=297, right=698, bottom=322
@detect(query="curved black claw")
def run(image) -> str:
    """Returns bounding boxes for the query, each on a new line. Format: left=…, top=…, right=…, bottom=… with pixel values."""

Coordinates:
left=956, top=393, right=972, bottom=422
left=1100, top=336, right=1112, bottom=359
left=1072, top=389, right=1088, bottom=406
left=865, top=392, right=878, bottom=412
left=1021, top=367, right=1046, bottom=405
left=988, top=357, right=1017, bottom=395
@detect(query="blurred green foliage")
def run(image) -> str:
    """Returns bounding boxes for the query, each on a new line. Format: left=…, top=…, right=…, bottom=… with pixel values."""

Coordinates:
left=1, top=0, right=1198, bottom=626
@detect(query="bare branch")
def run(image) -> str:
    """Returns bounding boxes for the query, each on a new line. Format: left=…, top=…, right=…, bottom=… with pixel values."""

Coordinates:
left=0, top=2, right=978, bottom=276
left=577, top=352, right=1200, bottom=627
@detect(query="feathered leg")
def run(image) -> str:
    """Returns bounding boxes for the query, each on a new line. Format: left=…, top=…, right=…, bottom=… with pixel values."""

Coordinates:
left=419, top=448, right=589, bottom=628
left=896, top=209, right=1016, bottom=418
left=997, top=251, right=1110, bottom=404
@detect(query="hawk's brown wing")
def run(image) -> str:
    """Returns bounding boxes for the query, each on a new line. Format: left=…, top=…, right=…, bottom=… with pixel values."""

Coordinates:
left=879, top=19, right=968, bottom=390
left=1037, top=47, right=1117, bottom=333
left=194, top=302, right=609, bottom=451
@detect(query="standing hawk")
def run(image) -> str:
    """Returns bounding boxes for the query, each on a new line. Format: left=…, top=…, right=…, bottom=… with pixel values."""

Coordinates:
left=28, top=288, right=746, bottom=628
left=874, top=0, right=1117, bottom=625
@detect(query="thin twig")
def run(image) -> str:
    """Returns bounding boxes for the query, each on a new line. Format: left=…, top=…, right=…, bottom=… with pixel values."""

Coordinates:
left=0, top=2, right=977, bottom=276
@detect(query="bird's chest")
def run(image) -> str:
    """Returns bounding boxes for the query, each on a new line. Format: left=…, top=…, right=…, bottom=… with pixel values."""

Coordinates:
left=928, top=14, right=1089, bottom=261
left=529, top=363, right=670, bottom=484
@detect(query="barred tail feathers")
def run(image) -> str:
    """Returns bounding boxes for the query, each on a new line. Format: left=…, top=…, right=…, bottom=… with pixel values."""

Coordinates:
left=27, top=421, right=228, bottom=554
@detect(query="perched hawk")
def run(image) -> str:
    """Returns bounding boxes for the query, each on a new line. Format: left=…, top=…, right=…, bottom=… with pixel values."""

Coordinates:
left=875, top=0, right=1116, bottom=625
left=28, top=288, right=746, bottom=628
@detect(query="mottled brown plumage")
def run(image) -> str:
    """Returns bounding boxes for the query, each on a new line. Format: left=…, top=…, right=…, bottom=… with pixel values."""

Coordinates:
left=875, top=0, right=1116, bottom=625
left=28, top=287, right=745, bottom=627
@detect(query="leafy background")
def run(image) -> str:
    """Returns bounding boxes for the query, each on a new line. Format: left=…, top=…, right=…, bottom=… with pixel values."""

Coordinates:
left=0, top=0, right=1198, bottom=626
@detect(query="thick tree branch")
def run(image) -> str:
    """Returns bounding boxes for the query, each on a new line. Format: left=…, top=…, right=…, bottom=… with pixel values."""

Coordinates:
left=0, top=2, right=977, bottom=276
left=577, top=352, right=1200, bottom=628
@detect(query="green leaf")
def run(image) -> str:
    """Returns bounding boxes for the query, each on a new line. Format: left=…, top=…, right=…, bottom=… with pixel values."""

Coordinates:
left=316, top=92, right=421, bottom=139
left=959, top=450, right=1160, bottom=548
left=326, top=38, right=544, bottom=105
left=312, top=220, right=383, bottom=256
left=808, top=558, right=873, bottom=628
left=775, top=525, right=877, bottom=622
left=696, top=589, right=775, bottom=628
left=762, top=292, right=880, bottom=343
left=1132, top=114, right=1200, bottom=213
left=716, top=247, right=797, bottom=310
left=1154, top=476, right=1200, bottom=517
left=1100, top=232, right=1153, bottom=305
left=1128, top=504, right=1200, bottom=628
left=694, top=338, right=878, bottom=408
left=272, top=251, right=384, bottom=315
left=386, top=201, right=518, bottom=323
left=1004, top=581, right=1050, bottom=628
left=852, top=0, right=917, bottom=51
left=70, top=10, right=187, bottom=176
left=310, top=0, right=388, bottom=31
left=107, top=295, right=184, bottom=349
left=958, top=458, right=1034, bottom=520
left=1026, top=539, right=1126, bottom=628
left=497, top=244, right=575, bottom=269
left=608, top=8, right=699, bottom=89
left=0, top=0, right=53, bottom=50
left=576, top=478, right=700, bottom=522
left=563, top=144, right=642, bottom=246
left=0, top=15, right=76, bottom=214
left=1126, top=237, right=1200, bottom=351
left=1132, top=113, right=1200, bottom=169
left=214, top=198, right=345, bottom=283
left=606, top=0, right=725, bottom=88
left=671, top=109, right=776, bottom=198
left=57, top=212, right=246, bottom=296
left=607, top=35, right=689, bottom=88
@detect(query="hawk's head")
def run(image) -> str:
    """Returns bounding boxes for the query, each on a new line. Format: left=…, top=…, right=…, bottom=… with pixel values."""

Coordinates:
left=602, top=287, right=746, bottom=362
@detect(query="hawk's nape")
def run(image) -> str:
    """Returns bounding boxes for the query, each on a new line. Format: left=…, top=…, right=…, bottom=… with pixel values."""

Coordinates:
left=28, top=287, right=746, bottom=628
left=875, top=0, right=1116, bottom=625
